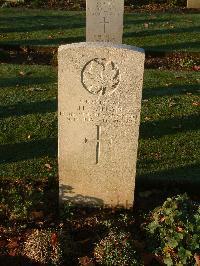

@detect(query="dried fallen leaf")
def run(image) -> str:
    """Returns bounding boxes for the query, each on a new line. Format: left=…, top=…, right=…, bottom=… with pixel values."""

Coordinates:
left=193, top=65, right=200, bottom=71
left=160, top=216, right=165, bottom=223
left=7, top=239, right=19, bottom=249
left=176, top=226, right=184, bottom=232
left=192, top=102, right=200, bottom=106
left=45, top=163, right=52, bottom=170
left=78, top=256, right=94, bottom=266
left=195, top=253, right=200, bottom=266
left=31, top=211, right=44, bottom=220
left=51, top=232, right=58, bottom=247
left=144, top=23, right=149, bottom=28
left=19, top=71, right=25, bottom=76
left=8, top=249, right=18, bottom=257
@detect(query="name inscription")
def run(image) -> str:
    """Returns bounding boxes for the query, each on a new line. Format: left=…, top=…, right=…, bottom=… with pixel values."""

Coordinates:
left=61, top=100, right=137, bottom=124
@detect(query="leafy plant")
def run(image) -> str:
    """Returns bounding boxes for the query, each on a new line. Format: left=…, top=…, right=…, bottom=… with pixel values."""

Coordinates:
left=144, top=194, right=200, bottom=265
left=94, top=230, right=142, bottom=265
left=179, top=58, right=195, bottom=68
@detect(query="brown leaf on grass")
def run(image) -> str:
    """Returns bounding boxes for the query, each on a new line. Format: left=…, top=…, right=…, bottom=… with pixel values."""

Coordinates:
left=19, top=71, right=25, bottom=76
left=30, top=211, right=44, bottom=220
left=176, top=226, right=184, bottom=232
left=144, top=23, right=149, bottom=28
left=160, top=216, right=165, bottom=223
left=45, top=163, right=52, bottom=170
left=51, top=232, right=58, bottom=247
left=7, top=239, right=19, bottom=249
left=192, top=102, right=200, bottom=106
left=8, top=249, right=18, bottom=257
left=78, top=256, right=95, bottom=266
left=193, top=65, right=200, bottom=71
left=194, top=253, right=200, bottom=266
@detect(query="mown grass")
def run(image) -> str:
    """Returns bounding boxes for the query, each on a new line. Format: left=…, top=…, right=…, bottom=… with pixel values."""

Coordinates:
left=0, top=64, right=57, bottom=179
left=0, top=63, right=199, bottom=186
left=0, top=8, right=199, bottom=52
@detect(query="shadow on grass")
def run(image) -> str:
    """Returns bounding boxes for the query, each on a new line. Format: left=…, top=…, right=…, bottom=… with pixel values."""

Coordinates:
left=0, top=75, right=56, bottom=88
left=0, top=36, right=85, bottom=46
left=0, top=99, right=57, bottom=119
left=143, top=84, right=199, bottom=99
left=124, top=17, right=174, bottom=26
left=124, top=26, right=200, bottom=38
left=137, top=163, right=200, bottom=190
left=140, top=113, right=200, bottom=139
left=142, top=41, right=200, bottom=51
left=0, top=14, right=85, bottom=33
left=0, top=138, right=57, bottom=163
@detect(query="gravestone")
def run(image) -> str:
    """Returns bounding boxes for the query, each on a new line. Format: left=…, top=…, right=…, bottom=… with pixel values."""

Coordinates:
left=187, top=0, right=200, bottom=8
left=86, top=0, right=124, bottom=43
left=58, top=42, right=145, bottom=208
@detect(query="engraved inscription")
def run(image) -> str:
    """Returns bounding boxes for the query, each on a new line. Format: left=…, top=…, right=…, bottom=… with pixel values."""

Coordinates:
left=81, top=58, right=120, bottom=96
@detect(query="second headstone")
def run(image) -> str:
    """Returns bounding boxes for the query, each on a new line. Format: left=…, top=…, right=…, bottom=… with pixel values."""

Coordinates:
left=86, top=0, right=124, bottom=44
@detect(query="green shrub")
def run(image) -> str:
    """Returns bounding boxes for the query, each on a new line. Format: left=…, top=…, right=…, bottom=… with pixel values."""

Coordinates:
left=144, top=194, right=200, bottom=266
left=94, top=230, right=142, bottom=266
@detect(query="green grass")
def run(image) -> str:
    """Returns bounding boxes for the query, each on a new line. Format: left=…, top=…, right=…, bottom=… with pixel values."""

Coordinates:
left=0, top=64, right=57, bottom=179
left=0, top=8, right=200, bottom=52
left=138, top=70, right=200, bottom=186
left=0, top=63, right=199, bottom=185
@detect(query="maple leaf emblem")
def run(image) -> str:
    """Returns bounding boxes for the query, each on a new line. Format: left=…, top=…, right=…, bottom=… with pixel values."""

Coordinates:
left=81, top=58, right=120, bottom=95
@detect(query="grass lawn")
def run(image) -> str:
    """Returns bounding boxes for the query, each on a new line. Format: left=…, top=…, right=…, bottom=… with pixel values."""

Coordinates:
left=0, top=8, right=200, bottom=52
left=0, top=63, right=199, bottom=186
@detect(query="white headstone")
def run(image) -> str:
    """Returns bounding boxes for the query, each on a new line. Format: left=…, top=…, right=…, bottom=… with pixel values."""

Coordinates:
left=187, top=0, right=200, bottom=8
left=86, top=0, right=124, bottom=44
left=58, top=42, right=145, bottom=208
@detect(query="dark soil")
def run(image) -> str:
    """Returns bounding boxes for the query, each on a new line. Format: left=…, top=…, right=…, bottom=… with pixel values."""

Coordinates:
left=0, top=178, right=200, bottom=265
left=1, top=46, right=200, bottom=71
left=1, top=0, right=200, bottom=13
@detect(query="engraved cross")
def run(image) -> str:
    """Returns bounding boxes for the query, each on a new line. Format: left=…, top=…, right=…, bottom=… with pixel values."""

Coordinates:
left=96, top=125, right=100, bottom=164
left=100, top=17, right=109, bottom=33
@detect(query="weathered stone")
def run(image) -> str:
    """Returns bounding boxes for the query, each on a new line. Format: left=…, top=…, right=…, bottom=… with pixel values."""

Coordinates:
left=58, top=42, right=145, bottom=208
left=187, top=0, right=200, bottom=8
left=86, top=0, right=124, bottom=44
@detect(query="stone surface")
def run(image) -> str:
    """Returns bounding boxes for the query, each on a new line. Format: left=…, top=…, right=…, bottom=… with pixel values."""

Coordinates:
left=86, top=0, right=124, bottom=44
left=187, top=0, right=200, bottom=8
left=58, top=42, right=145, bottom=208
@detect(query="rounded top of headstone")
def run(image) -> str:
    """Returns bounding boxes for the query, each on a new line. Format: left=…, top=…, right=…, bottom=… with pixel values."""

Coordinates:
left=58, top=42, right=145, bottom=55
